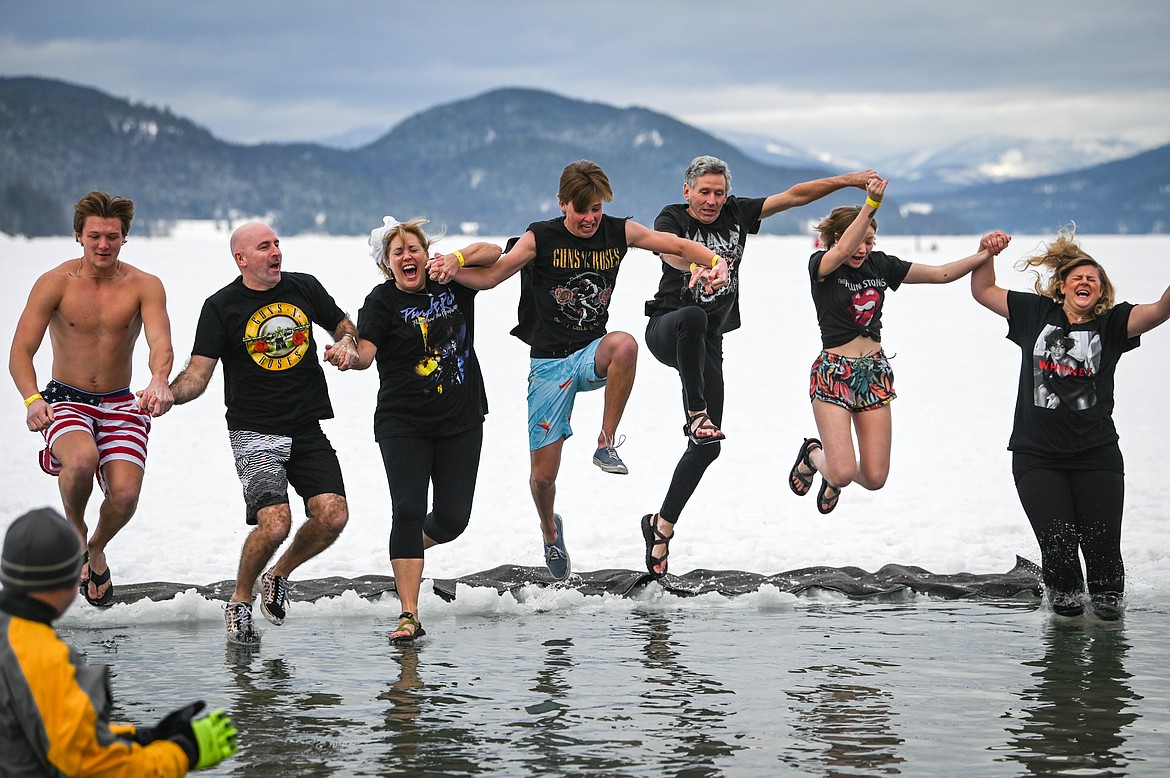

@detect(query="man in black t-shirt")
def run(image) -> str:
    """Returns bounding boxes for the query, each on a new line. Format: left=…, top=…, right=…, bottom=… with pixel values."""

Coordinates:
left=168, top=222, right=360, bottom=643
left=456, top=161, right=725, bottom=581
left=641, top=156, right=874, bottom=576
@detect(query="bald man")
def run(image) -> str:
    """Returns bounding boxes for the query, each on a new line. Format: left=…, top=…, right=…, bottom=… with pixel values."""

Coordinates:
left=169, top=222, right=359, bottom=643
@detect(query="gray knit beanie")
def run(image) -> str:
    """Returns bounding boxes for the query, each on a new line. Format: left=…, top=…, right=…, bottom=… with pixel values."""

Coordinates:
left=1, top=508, right=84, bottom=591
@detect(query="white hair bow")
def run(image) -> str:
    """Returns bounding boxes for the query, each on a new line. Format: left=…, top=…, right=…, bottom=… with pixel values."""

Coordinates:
left=369, top=216, right=401, bottom=266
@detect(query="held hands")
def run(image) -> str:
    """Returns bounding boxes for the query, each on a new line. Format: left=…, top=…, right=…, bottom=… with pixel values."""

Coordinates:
left=865, top=177, right=888, bottom=208
left=135, top=376, right=175, bottom=418
left=323, top=337, right=359, bottom=371
left=979, top=231, right=1012, bottom=257
left=426, top=251, right=460, bottom=284
left=847, top=169, right=880, bottom=188
left=687, top=257, right=729, bottom=295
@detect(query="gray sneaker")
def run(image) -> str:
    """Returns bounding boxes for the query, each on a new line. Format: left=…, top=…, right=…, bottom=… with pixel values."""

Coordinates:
left=543, top=514, right=571, bottom=581
left=225, top=601, right=260, bottom=644
left=260, top=568, right=290, bottom=626
left=592, top=433, right=628, bottom=474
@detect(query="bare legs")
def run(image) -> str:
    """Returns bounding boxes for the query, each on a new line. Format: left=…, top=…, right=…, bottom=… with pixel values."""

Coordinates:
left=803, top=401, right=893, bottom=508
left=593, top=331, right=636, bottom=449
left=230, top=492, right=348, bottom=604
left=530, top=331, right=638, bottom=543
left=52, top=431, right=143, bottom=602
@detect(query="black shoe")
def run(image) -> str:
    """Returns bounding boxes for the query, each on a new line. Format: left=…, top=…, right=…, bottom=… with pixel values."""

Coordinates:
left=1090, top=591, right=1124, bottom=621
left=260, top=569, right=290, bottom=626
left=1048, top=590, right=1085, bottom=617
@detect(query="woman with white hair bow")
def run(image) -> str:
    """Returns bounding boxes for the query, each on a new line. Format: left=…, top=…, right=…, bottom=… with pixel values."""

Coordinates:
left=329, top=216, right=501, bottom=644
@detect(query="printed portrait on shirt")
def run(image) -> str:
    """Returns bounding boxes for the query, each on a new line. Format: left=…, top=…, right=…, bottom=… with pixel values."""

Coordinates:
left=1032, top=325, right=1101, bottom=410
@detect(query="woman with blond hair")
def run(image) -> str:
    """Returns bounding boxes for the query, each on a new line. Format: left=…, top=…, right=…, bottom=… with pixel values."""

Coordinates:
left=970, top=228, right=1170, bottom=619
left=332, top=216, right=500, bottom=643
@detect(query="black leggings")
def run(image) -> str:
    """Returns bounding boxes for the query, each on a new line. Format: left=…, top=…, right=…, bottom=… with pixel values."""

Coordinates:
left=378, top=425, right=483, bottom=559
left=1013, top=467, right=1125, bottom=595
left=645, top=308, right=724, bottom=523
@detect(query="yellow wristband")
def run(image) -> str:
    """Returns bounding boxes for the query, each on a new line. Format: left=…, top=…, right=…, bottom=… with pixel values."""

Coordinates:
left=23, top=392, right=43, bottom=408
left=453, top=250, right=466, bottom=267
left=711, top=255, right=721, bottom=268
left=865, top=197, right=882, bottom=210
left=689, top=263, right=699, bottom=273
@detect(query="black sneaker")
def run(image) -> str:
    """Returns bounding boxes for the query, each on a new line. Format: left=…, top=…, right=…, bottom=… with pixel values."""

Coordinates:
left=260, top=569, right=290, bottom=626
left=1090, top=591, right=1124, bottom=621
left=1048, top=590, right=1085, bottom=617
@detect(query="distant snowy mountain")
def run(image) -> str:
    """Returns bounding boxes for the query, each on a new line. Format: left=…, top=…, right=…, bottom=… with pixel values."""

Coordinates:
left=877, top=136, right=1154, bottom=194
left=2, top=76, right=1167, bottom=236
left=721, top=132, right=1154, bottom=195
left=318, top=125, right=387, bottom=150
left=712, top=131, right=861, bottom=172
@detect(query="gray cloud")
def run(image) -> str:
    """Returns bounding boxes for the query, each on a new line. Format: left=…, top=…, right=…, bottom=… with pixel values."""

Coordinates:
left=2, top=0, right=1168, bottom=159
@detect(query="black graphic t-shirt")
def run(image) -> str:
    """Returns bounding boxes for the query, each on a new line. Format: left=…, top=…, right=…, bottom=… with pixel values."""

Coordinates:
left=1006, top=291, right=1138, bottom=457
left=510, top=215, right=629, bottom=358
left=646, top=195, right=766, bottom=334
left=191, top=272, right=345, bottom=434
left=809, top=250, right=913, bottom=349
left=358, top=278, right=487, bottom=440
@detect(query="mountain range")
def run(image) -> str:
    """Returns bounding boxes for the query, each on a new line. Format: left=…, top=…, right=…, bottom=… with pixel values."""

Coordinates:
left=1, top=76, right=1167, bottom=237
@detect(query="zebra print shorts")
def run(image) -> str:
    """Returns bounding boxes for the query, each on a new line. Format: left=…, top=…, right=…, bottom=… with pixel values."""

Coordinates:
left=228, top=426, right=344, bottom=524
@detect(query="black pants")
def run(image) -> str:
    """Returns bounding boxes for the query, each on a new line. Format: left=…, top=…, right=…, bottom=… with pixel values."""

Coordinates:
left=645, top=308, right=724, bottom=523
left=1014, top=467, right=1125, bottom=595
left=378, top=425, right=483, bottom=559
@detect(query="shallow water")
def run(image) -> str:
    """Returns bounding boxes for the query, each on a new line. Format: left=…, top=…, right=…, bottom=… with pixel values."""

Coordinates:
left=64, top=591, right=1170, bottom=777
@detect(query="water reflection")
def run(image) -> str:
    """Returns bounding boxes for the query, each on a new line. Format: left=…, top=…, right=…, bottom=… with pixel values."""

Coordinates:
left=633, top=613, right=743, bottom=776
left=1003, top=622, right=1140, bottom=775
left=508, top=635, right=633, bottom=776
left=784, top=662, right=905, bottom=775
left=373, top=641, right=491, bottom=776
left=222, top=641, right=359, bottom=776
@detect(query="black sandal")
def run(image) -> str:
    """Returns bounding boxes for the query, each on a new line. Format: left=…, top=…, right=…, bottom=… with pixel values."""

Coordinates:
left=391, top=612, right=426, bottom=644
left=641, top=513, right=671, bottom=577
left=684, top=412, right=725, bottom=446
left=789, top=438, right=822, bottom=496
left=817, top=478, right=841, bottom=515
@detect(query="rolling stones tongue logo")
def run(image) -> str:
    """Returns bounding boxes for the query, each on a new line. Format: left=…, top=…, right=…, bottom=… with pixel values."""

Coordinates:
left=852, top=288, right=880, bottom=327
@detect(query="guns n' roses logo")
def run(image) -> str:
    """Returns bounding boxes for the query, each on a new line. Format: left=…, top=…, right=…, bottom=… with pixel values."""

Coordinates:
left=242, top=303, right=311, bottom=371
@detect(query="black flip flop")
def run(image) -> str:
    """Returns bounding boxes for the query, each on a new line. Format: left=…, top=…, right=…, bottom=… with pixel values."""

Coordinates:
left=84, top=565, right=115, bottom=608
left=79, top=551, right=90, bottom=596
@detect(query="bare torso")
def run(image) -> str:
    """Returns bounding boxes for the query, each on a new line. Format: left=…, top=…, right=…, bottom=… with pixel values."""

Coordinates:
left=828, top=334, right=884, bottom=358
left=43, top=260, right=153, bottom=392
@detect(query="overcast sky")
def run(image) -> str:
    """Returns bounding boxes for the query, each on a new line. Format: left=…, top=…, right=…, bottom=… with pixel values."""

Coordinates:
left=3, top=1, right=1169, bottom=162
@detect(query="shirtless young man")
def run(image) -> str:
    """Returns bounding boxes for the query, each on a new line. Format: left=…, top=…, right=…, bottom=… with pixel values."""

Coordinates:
left=9, top=191, right=174, bottom=607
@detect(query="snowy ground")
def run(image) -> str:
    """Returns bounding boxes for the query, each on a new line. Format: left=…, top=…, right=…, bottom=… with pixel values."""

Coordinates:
left=3, top=229, right=1168, bottom=610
